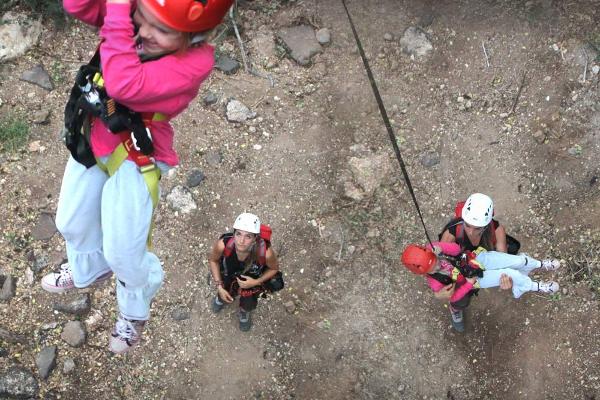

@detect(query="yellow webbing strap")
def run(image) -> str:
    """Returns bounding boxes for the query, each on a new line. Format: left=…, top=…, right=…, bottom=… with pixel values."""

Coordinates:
left=96, top=143, right=161, bottom=249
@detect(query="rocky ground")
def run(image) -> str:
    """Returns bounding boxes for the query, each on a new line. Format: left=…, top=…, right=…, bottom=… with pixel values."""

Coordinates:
left=1, top=0, right=600, bottom=399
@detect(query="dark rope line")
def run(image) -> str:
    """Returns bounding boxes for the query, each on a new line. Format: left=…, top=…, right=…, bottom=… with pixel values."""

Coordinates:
left=340, top=0, right=434, bottom=246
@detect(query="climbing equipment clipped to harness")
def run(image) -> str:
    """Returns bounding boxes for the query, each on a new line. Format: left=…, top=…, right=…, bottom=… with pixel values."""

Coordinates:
left=340, top=0, right=433, bottom=246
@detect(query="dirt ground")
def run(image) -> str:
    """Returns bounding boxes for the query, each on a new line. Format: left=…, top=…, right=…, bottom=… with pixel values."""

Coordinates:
left=1, top=0, right=600, bottom=399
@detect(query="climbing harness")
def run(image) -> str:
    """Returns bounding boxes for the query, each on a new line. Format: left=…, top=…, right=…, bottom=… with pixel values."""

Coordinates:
left=63, top=49, right=166, bottom=248
left=341, top=0, right=433, bottom=246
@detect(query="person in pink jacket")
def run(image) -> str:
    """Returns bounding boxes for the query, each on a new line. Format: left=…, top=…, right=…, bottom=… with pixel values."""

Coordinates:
left=401, top=242, right=560, bottom=332
left=41, top=0, right=233, bottom=354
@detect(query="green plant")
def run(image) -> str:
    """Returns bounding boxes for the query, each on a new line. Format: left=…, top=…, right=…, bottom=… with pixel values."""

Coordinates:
left=0, top=114, right=29, bottom=152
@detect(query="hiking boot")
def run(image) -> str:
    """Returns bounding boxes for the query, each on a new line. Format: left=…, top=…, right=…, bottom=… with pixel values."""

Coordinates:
left=539, top=259, right=561, bottom=272
left=211, top=296, right=224, bottom=314
left=41, top=263, right=112, bottom=293
left=535, top=280, right=560, bottom=294
left=450, top=309, right=465, bottom=333
left=109, top=315, right=146, bottom=354
left=239, top=309, right=252, bottom=332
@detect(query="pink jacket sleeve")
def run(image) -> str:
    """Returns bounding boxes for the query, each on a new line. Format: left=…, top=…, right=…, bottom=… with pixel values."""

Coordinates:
left=99, top=3, right=214, bottom=115
left=63, top=0, right=108, bottom=27
left=427, top=241, right=462, bottom=256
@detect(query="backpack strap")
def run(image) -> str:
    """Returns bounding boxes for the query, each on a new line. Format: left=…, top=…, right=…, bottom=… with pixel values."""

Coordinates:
left=222, top=235, right=267, bottom=266
left=223, top=236, right=235, bottom=258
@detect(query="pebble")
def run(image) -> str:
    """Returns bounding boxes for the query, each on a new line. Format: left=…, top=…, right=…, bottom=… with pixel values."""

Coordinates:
left=63, top=358, right=76, bottom=374
left=284, top=301, right=296, bottom=314
left=383, top=33, right=393, bottom=41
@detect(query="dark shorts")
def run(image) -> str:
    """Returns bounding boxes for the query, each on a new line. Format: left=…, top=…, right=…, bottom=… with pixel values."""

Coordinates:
left=450, top=289, right=478, bottom=310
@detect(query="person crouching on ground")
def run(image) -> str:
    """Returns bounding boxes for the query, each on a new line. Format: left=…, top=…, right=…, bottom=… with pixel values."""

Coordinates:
left=401, top=241, right=560, bottom=332
left=208, top=213, right=281, bottom=331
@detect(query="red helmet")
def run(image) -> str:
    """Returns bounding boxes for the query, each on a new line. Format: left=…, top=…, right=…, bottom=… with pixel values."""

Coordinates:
left=140, top=0, right=235, bottom=33
left=401, top=245, right=437, bottom=275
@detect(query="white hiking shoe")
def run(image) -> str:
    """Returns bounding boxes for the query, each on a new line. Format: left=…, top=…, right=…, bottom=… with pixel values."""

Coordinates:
left=539, top=259, right=561, bottom=271
left=535, top=281, right=560, bottom=294
left=41, top=263, right=112, bottom=293
left=109, top=315, right=146, bottom=354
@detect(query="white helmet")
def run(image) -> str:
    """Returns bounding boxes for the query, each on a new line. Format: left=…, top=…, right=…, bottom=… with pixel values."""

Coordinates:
left=233, top=212, right=260, bottom=234
left=462, top=193, right=493, bottom=227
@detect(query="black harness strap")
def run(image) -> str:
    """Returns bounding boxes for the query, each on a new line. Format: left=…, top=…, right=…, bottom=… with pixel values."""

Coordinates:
left=341, top=0, right=433, bottom=246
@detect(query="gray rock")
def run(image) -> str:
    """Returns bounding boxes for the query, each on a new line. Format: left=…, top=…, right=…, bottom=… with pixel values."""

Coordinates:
left=186, top=169, right=205, bottom=187
left=226, top=99, right=257, bottom=123
left=31, top=212, right=57, bottom=241
left=36, top=346, right=57, bottom=380
left=0, top=275, right=17, bottom=302
left=32, top=109, right=51, bottom=124
left=171, top=306, right=191, bottom=321
left=215, top=54, right=240, bottom=74
left=0, top=12, right=42, bottom=62
left=203, top=92, right=218, bottom=105
left=53, top=294, right=91, bottom=316
left=20, top=64, right=54, bottom=91
left=348, top=154, right=392, bottom=195
left=205, top=151, right=223, bottom=166
left=284, top=301, right=296, bottom=313
left=28, top=250, right=48, bottom=274
left=417, top=13, right=435, bottom=28
left=61, top=321, right=86, bottom=347
left=63, top=358, right=75, bottom=374
left=0, top=366, right=39, bottom=399
left=315, top=28, right=331, bottom=45
left=420, top=151, right=440, bottom=167
left=166, top=186, right=197, bottom=214
left=383, top=33, right=393, bottom=41
left=532, top=130, right=546, bottom=144
left=0, top=347, right=8, bottom=357
left=400, top=26, right=433, bottom=58
left=277, top=25, right=322, bottom=66
left=0, top=327, right=27, bottom=344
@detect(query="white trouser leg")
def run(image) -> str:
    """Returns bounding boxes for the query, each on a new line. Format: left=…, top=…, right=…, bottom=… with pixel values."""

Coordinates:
left=55, top=157, right=111, bottom=287
left=476, top=251, right=541, bottom=298
left=101, top=160, right=164, bottom=320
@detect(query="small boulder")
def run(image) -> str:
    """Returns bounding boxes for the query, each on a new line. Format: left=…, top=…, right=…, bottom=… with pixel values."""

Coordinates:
left=166, top=186, right=197, bottom=214
left=315, top=28, right=331, bottom=45
left=215, top=54, right=240, bottom=75
left=20, top=64, right=54, bottom=91
left=277, top=25, right=322, bottom=66
left=226, top=99, right=257, bottom=123
left=0, top=366, right=39, bottom=399
left=35, top=345, right=57, bottom=380
left=61, top=321, right=86, bottom=347
left=0, top=275, right=17, bottom=302
left=53, top=293, right=91, bottom=316
left=400, top=27, right=433, bottom=58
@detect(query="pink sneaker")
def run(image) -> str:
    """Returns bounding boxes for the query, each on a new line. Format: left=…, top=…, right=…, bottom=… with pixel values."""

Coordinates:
left=41, top=263, right=112, bottom=293
left=109, top=315, right=146, bottom=354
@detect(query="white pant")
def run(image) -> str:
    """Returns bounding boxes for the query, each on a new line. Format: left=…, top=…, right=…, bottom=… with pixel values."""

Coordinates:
left=55, top=156, right=164, bottom=320
left=476, top=251, right=541, bottom=298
